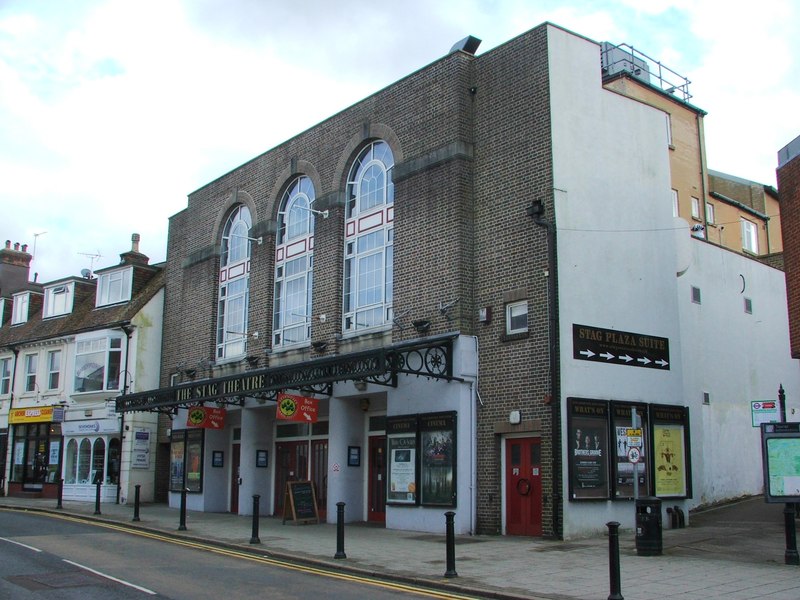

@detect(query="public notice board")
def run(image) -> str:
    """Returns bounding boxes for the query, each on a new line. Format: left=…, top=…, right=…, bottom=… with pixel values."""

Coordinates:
left=282, top=481, right=319, bottom=524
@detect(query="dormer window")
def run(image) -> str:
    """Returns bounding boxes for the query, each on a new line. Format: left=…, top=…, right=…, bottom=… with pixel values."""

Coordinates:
left=96, top=267, right=132, bottom=307
left=44, top=283, right=74, bottom=318
left=12, top=292, right=29, bottom=325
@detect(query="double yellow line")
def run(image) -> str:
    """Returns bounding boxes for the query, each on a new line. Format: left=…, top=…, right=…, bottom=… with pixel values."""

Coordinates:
left=2, top=508, right=482, bottom=600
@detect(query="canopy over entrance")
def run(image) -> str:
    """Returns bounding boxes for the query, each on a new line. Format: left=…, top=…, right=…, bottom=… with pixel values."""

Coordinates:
left=116, top=333, right=458, bottom=415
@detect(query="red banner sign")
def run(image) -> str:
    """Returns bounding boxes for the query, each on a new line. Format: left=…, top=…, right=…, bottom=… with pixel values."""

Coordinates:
left=186, top=406, right=226, bottom=429
left=277, top=393, right=319, bottom=423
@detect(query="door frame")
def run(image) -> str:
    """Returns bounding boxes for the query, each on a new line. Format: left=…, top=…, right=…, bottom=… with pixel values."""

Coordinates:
left=501, top=434, right=543, bottom=536
left=273, top=440, right=309, bottom=517
left=367, top=435, right=387, bottom=523
left=230, top=443, right=240, bottom=514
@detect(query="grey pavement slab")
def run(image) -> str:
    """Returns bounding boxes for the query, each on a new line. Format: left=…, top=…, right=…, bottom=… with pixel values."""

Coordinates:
left=1, top=495, right=799, bottom=600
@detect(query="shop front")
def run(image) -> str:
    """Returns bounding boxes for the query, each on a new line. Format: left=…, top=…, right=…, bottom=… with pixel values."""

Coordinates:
left=61, top=416, right=121, bottom=503
left=7, top=406, right=64, bottom=498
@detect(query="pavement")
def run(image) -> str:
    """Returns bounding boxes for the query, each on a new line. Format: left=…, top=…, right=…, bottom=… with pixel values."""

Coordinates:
left=1, top=494, right=800, bottom=600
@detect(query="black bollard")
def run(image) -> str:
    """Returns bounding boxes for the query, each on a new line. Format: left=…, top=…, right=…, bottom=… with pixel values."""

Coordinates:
left=132, top=484, right=141, bottom=522
left=56, top=478, right=63, bottom=510
left=334, top=502, right=347, bottom=559
left=250, top=495, right=261, bottom=544
left=178, top=488, right=188, bottom=531
left=444, top=511, right=458, bottom=578
left=94, top=480, right=102, bottom=515
left=784, top=503, right=799, bottom=565
left=606, top=521, right=624, bottom=600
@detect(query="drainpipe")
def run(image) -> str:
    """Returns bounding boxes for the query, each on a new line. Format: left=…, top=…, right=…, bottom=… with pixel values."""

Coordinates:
left=528, top=199, right=562, bottom=539
left=3, top=347, right=20, bottom=495
left=6, top=347, right=20, bottom=414
left=697, top=114, right=709, bottom=240
left=466, top=335, right=480, bottom=536
left=117, top=324, right=135, bottom=504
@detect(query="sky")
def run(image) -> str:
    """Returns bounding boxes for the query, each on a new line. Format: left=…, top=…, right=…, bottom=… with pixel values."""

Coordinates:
left=1, top=0, right=798, bottom=283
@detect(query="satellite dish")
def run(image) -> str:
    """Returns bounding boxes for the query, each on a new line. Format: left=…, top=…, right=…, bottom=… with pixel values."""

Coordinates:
left=81, top=268, right=92, bottom=279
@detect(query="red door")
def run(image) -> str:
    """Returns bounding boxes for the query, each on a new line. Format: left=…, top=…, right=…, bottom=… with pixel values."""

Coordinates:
left=230, top=443, right=240, bottom=514
left=368, top=436, right=386, bottom=523
left=274, top=441, right=308, bottom=516
left=505, top=437, right=542, bottom=536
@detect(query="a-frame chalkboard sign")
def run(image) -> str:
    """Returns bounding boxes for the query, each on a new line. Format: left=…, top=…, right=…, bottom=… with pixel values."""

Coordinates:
left=282, top=480, right=319, bottom=525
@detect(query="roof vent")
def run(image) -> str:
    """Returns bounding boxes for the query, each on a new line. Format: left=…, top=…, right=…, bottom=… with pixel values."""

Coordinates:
left=450, top=35, right=481, bottom=56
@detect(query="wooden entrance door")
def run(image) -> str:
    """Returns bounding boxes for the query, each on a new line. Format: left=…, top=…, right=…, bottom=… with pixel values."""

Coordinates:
left=230, top=443, right=240, bottom=514
left=368, top=436, right=386, bottom=523
left=311, top=439, right=328, bottom=521
left=505, top=437, right=542, bottom=536
left=274, top=441, right=308, bottom=516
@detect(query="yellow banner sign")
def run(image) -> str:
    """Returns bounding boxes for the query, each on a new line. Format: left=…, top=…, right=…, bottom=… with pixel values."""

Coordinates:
left=9, top=406, right=56, bottom=424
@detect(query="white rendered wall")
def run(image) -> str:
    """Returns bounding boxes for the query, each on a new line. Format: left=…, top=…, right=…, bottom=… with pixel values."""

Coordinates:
left=120, top=288, right=163, bottom=503
left=382, top=336, right=477, bottom=535
left=327, top=395, right=367, bottom=520
left=546, top=25, right=800, bottom=538
left=547, top=25, right=683, bottom=538
left=678, top=239, right=800, bottom=505
left=239, top=405, right=273, bottom=515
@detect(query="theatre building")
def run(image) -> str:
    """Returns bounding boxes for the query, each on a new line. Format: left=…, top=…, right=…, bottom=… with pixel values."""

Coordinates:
left=118, top=22, right=799, bottom=538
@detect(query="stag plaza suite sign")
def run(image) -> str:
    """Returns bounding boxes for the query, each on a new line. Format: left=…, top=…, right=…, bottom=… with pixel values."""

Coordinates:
left=573, top=324, right=670, bottom=370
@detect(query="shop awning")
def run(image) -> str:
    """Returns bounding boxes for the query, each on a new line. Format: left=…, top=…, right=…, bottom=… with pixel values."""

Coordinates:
left=115, top=333, right=459, bottom=414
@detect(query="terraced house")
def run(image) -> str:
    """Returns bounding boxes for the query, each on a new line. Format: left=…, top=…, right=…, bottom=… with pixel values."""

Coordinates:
left=0, top=236, right=163, bottom=506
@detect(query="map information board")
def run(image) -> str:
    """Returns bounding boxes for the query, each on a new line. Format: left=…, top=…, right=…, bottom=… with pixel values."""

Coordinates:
left=761, top=422, right=800, bottom=502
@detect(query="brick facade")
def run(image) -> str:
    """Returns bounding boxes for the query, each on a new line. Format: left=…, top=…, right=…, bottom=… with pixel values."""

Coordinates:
left=778, top=136, right=800, bottom=358
left=159, top=23, right=560, bottom=536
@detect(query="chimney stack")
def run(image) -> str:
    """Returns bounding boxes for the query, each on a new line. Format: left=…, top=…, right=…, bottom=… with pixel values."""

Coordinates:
left=119, top=233, right=149, bottom=266
left=0, top=240, right=33, bottom=293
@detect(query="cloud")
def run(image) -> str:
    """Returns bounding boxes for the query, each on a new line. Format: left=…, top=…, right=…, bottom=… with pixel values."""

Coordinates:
left=0, top=0, right=797, bottom=282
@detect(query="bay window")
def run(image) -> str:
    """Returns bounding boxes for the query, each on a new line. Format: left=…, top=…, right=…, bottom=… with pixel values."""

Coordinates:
left=74, top=337, right=123, bottom=393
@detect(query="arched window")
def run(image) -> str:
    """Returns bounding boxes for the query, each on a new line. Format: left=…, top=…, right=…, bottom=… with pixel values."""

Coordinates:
left=65, top=439, right=78, bottom=484
left=274, top=176, right=315, bottom=346
left=92, top=438, right=106, bottom=483
left=78, top=438, right=91, bottom=483
left=343, top=141, right=394, bottom=332
left=217, top=205, right=252, bottom=359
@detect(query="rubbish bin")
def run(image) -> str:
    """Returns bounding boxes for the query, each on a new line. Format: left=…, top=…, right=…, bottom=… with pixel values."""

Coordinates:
left=635, top=496, right=662, bottom=556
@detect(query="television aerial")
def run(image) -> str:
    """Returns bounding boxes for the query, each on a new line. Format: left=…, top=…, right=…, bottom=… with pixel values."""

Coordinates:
left=78, top=251, right=103, bottom=274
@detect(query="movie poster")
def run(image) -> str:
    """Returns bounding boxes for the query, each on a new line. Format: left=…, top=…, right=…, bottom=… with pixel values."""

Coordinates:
left=568, top=398, right=609, bottom=500
left=387, top=415, right=419, bottom=505
left=185, top=429, right=203, bottom=492
left=169, top=437, right=185, bottom=492
left=652, top=404, right=690, bottom=498
left=420, top=412, right=456, bottom=506
left=388, top=436, right=417, bottom=504
left=653, top=424, right=685, bottom=496
left=612, top=403, right=648, bottom=498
